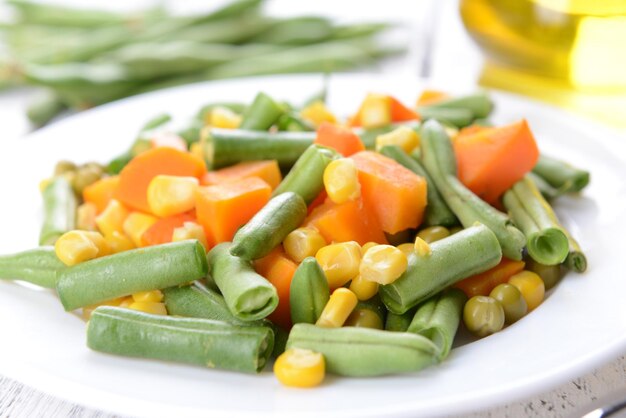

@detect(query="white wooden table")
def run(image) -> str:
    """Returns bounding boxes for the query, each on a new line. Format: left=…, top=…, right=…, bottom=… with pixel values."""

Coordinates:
left=1, top=1, right=625, bottom=417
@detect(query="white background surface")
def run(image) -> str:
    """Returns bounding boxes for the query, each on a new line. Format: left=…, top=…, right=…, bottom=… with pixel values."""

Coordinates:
left=1, top=1, right=626, bottom=418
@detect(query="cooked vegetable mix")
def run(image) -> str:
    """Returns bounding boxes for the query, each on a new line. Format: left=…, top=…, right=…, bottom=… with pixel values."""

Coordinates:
left=0, top=87, right=591, bottom=387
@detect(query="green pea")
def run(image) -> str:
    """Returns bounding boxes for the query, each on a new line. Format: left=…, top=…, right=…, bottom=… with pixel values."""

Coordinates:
left=463, top=296, right=504, bottom=338
left=54, top=160, right=77, bottom=176
left=72, top=164, right=103, bottom=194
left=489, top=284, right=527, bottom=324
left=525, top=257, right=564, bottom=290
left=417, top=226, right=450, bottom=244
left=345, top=308, right=384, bottom=329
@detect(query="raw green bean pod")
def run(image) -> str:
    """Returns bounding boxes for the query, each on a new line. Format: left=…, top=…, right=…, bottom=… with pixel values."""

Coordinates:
left=272, top=144, right=340, bottom=204
left=87, top=306, right=273, bottom=373
left=379, top=145, right=457, bottom=227
left=532, top=154, right=590, bottom=194
left=57, top=240, right=207, bottom=311
left=416, top=106, right=473, bottom=128
left=385, top=308, right=416, bottom=332
left=425, top=92, right=493, bottom=119
left=380, top=224, right=502, bottom=314
left=207, top=242, right=278, bottom=321
left=0, top=246, right=65, bottom=288
left=286, top=324, right=439, bottom=377
left=420, top=119, right=526, bottom=260
left=39, top=176, right=77, bottom=246
left=230, top=192, right=308, bottom=260
left=239, top=92, right=284, bottom=130
left=289, top=257, right=330, bottom=325
left=200, top=128, right=315, bottom=169
left=503, top=177, right=570, bottom=265
left=407, top=288, right=467, bottom=359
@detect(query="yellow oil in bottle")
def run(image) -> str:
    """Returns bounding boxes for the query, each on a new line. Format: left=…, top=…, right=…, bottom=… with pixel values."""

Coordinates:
left=460, top=0, right=626, bottom=128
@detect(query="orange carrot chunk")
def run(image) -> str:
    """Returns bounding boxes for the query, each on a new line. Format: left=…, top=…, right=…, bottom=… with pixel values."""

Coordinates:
left=83, top=176, right=120, bottom=214
left=454, top=119, right=540, bottom=204
left=455, top=258, right=526, bottom=297
left=115, top=147, right=207, bottom=213
left=141, top=212, right=196, bottom=247
left=350, top=151, right=428, bottom=234
left=254, top=246, right=298, bottom=330
left=416, top=89, right=451, bottom=106
left=200, top=160, right=282, bottom=190
left=389, top=96, right=421, bottom=122
left=313, top=122, right=365, bottom=157
left=305, top=198, right=387, bottom=246
left=195, top=177, right=271, bottom=244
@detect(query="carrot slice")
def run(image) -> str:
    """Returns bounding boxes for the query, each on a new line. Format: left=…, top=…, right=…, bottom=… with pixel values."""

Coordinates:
left=141, top=212, right=196, bottom=247
left=454, top=258, right=526, bottom=297
left=83, top=176, right=120, bottom=214
left=254, top=246, right=298, bottom=330
left=389, top=96, right=420, bottom=122
left=416, top=89, right=450, bottom=106
left=150, top=132, right=187, bottom=152
left=307, top=189, right=327, bottom=215
left=351, top=151, right=428, bottom=234
left=305, top=198, right=387, bottom=245
left=454, top=119, right=540, bottom=204
left=313, top=122, right=365, bottom=157
left=115, top=147, right=206, bottom=213
left=195, top=177, right=271, bottom=244
left=200, top=160, right=282, bottom=190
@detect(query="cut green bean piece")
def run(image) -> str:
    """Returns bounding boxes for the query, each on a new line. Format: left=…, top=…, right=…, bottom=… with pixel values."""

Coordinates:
left=88, top=306, right=273, bottom=373
left=526, top=172, right=561, bottom=200
left=503, top=177, right=570, bottom=265
left=420, top=120, right=526, bottom=260
left=380, top=145, right=457, bottom=227
left=380, top=224, right=502, bottom=314
left=407, top=289, right=467, bottom=359
left=532, top=154, right=590, bottom=194
left=385, top=308, right=417, bottom=332
left=272, top=144, right=340, bottom=204
left=163, top=282, right=245, bottom=324
left=564, top=230, right=587, bottom=273
left=57, top=240, right=207, bottom=311
left=26, top=91, right=66, bottom=126
left=417, top=107, right=473, bottom=128
left=239, top=92, right=284, bottom=130
left=39, top=176, right=77, bottom=246
left=286, top=324, right=439, bottom=377
left=289, top=257, right=330, bottom=325
left=276, top=112, right=315, bottom=132
left=426, top=92, right=493, bottom=119
left=0, top=246, right=65, bottom=288
left=231, top=192, right=307, bottom=261
left=207, top=242, right=278, bottom=321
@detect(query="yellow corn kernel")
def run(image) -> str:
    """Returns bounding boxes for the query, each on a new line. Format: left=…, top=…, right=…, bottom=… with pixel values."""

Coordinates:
left=315, top=241, right=361, bottom=288
left=323, top=158, right=361, bottom=204
left=132, top=290, right=164, bottom=303
left=283, top=227, right=327, bottom=263
left=76, top=202, right=98, bottom=231
left=300, top=100, right=338, bottom=127
left=445, top=126, right=459, bottom=141
left=208, top=106, right=242, bottom=129
left=360, top=241, right=378, bottom=255
left=81, top=297, right=126, bottom=321
left=316, top=288, right=358, bottom=328
left=55, top=230, right=109, bottom=266
left=123, top=212, right=158, bottom=247
left=508, top=271, right=545, bottom=311
left=360, top=245, right=408, bottom=285
left=190, top=142, right=205, bottom=160
left=105, top=230, right=135, bottom=253
left=128, top=301, right=168, bottom=315
left=147, top=175, right=199, bottom=217
left=119, top=297, right=134, bottom=308
left=349, top=275, right=379, bottom=301
left=96, top=199, right=129, bottom=236
left=417, top=226, right=450, bottom=243
left=397, top=243, right=415, bottom=257
left=414, top=237, right=432, bottom=257
left=172, top=221, right=209, bottom=249
left=375, top=126, right=420, bottom=153
left=359, top=94, right=391, bottom=129
left=274, top=348, right=325, bottom=388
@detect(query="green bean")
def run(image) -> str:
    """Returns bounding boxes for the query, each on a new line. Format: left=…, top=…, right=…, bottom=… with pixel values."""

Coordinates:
left=163, top=282, right=246, bottom=325
left=289, top=257, right=330, bottom=325
left=87, top=306, right=273, bottom=373
left=420, top=120, right=526, bottom=260
left=169, top=15, right=275, bottom=45
left=0, top=246, right=65, bottom=288
left=272, top=144, right=340, bottom=204
left=417, top=107, right=474, bottom=128
left=385, top=308, right=417, bottom=332
left=407, top=289, right=467, bottom=359
left=286, top=324, right=439, bottom=377
left=196, top=102, right=247, bottom=123
left=255, top=17, right=334, bottom=45
left=503, top=177, right=570, bottom=265
left=564, top=229, right=587, bottom=273
left=380, top=224, right=502, bottom=314
left=276, top=112, right=315, bottom=132
left=532, top=154, right=590, bottom=194
left=354, top=121, right=421, bottom=149
left=26, top=91, right=66, bottom=126
left=202, top=128, right=315, bottom=169
left=230, top=192, right=308, bottom=261
left=239, top=92, right=284, bottom=131
left=379, top=145, right=457, bottom=227
left=57, top=240, right=208, bottom=311
left=8, top=0, right=129, bottom=27
left=331, top=23, right=391, bottom=40
left=39, top=176, right=77, bottom=246
left=526, top=172, right=561, bottom=200
left=207, top=242, right=278, bottom=321
left=426, top=92, right=493, bottom=119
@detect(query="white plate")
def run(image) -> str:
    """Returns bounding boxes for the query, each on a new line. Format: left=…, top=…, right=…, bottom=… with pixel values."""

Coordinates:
left=1, top=74, right=625, bottom=418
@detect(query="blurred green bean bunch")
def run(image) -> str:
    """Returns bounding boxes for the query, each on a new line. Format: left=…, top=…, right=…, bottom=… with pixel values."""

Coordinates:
left=0, top=0, right=402, bottom=126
